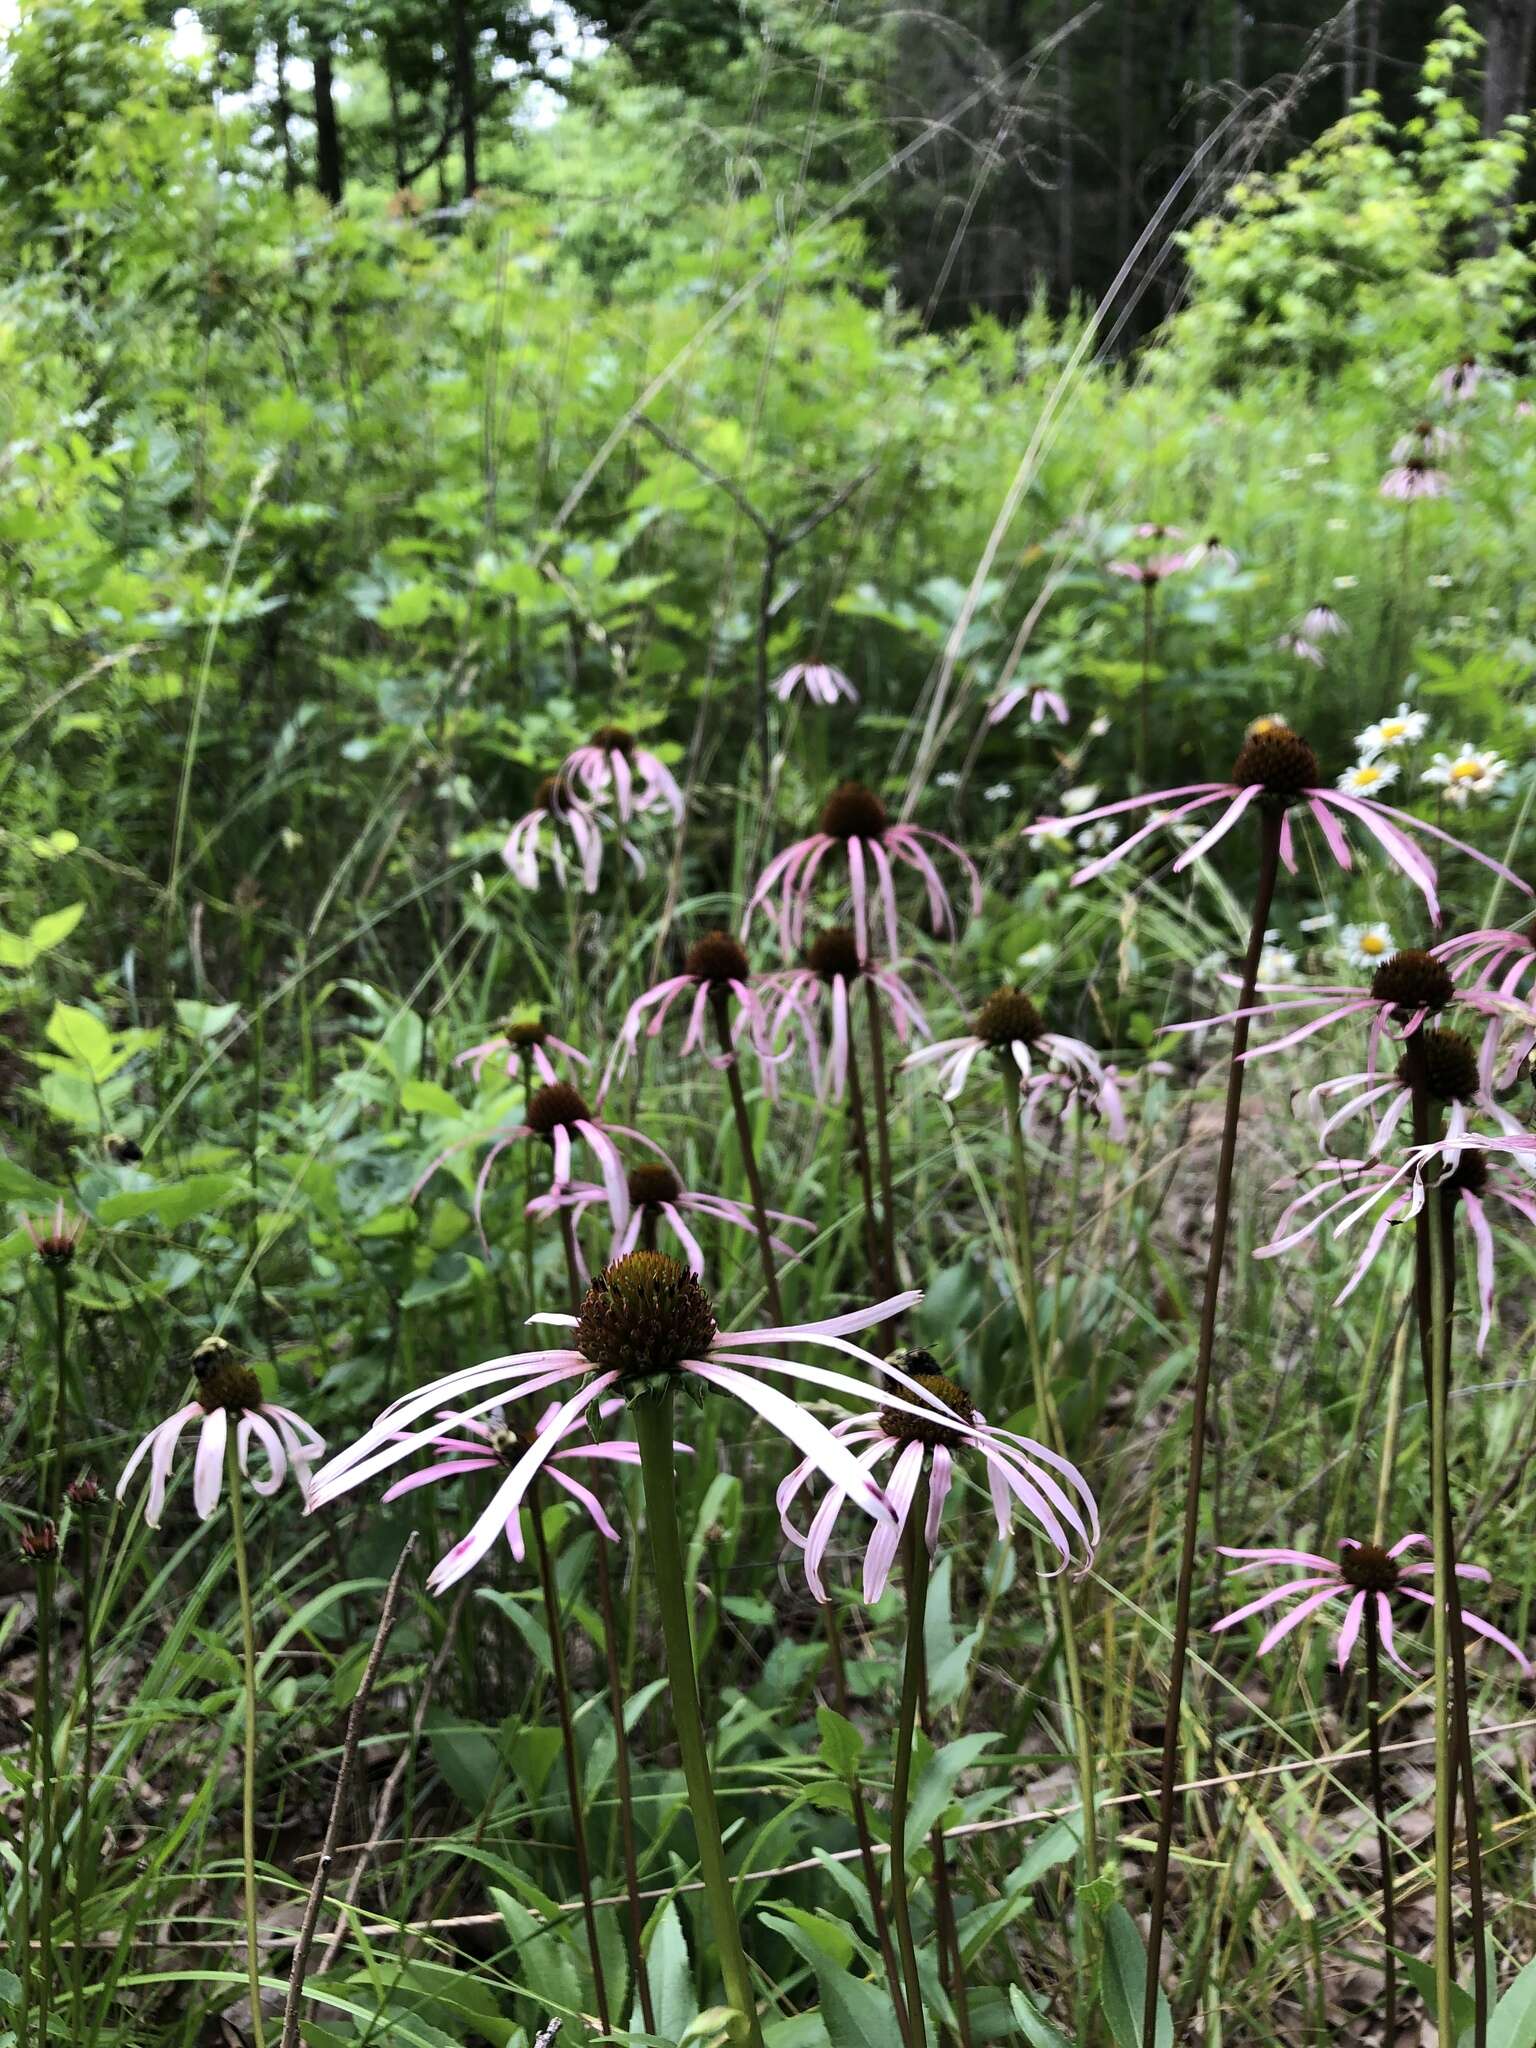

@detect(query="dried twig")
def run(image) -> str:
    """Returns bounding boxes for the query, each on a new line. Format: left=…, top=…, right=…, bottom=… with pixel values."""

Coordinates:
left=279, top=1534, right=418, bottom=2048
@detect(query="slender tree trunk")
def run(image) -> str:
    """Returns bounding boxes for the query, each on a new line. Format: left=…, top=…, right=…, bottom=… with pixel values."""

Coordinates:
left=1117, top=0, right=1135, bottom=257
left=273, top=24, right=298, bottom=195
left=1343, top=0, right=1358, bottom=108
left=1363, top=0, right=1382, bottom=95
left=1483, top=0, right=1536, bottom=136
left=1057, top=0, right=1074, bottom=301
left=386, top=54, right=408, bottom=191
left=452, top=0, right=478, bottom=198
left=310, top=30, right=344, bottom=205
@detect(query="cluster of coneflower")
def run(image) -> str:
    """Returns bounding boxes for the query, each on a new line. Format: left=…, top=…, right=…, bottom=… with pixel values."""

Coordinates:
left=17, top=683, right=1536, bottom=2047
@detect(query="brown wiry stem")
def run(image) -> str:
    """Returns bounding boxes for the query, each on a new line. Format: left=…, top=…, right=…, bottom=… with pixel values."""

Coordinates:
left=842, top=1002, right=891, bottom=1337
left=916, top=1574, right=972, bottom=2048
left=821, top=1607, right=912, bottom=2047
left=709, top=990, right=784, bottom=1321
left=1402, top=1039, right=1487, bottom=2047
left=1363, top=1596, right=1397, bottom=2047
left=1141, top=805, right=1283, bottom=2045
left=560, top=1211, right=654, bottom=2033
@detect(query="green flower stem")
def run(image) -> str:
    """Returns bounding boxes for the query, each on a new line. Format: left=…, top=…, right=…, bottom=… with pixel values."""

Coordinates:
left=71, top=1495, right=97, bottom=2048
left=1141, top=804, right=1283, bottom=2045
left=1363, top=1596, right=1397, bottom=2047
left=710, top=992, right=784, bottom=1322
left=632, top=1390, right=765, bottom=2048
left=1426, top=1171, right=1455, bottom=2046
left=890, top=1466, right=932, bottom=2048
left=557, top=1216, right=651, bottom=2034
left=226, top=1439, right=267, bottom=2048
left=35, top=1552, right=57, bottom=2041
left=1406, top=1048, right=1488, bottom=2048
left=530, top=1477, right=611, bottom=2038
left=1002, top=1070, right=1100, bottom=2007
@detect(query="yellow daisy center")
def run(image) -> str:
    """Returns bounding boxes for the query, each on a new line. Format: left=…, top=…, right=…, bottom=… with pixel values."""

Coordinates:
left=1379, top=720, right=1407, bottom=741
left=1360, top=933, right=1387, bottom=955
left=1450, top=760, right=1481, bottom=781
left=1351, top=766, right=1382, bottom=786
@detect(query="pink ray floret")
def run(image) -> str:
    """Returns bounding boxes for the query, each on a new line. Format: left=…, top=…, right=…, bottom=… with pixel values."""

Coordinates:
left=1214, top=1533, right=1528, bottom=1676
left=757, top=927, right=935, bottom=1103
left=454, top=1021, right=591, bottom=1088
left=900, top=987, right=1125, bottom=1138
left=307, top=1255, right=929, bottom=1595
left=1026, top=720, right=1530, bottom=926
left=117, top=1344, right=324, bottom=1529
left=774, top=661, right=858, bottom=708
left=600, top=931, right=783, bottom=1097
left=527, top=1167, right=811, bottom=1286
left=745, top=782, right=981, bottom=962
left=777, top=1355, right=1098, bottom=1603
left=556, top=726, right=683, bottom=824
left=986, top=683, right=1068, bottom=729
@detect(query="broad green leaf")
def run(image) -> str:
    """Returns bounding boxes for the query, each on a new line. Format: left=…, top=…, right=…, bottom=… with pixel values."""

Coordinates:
left=1009, top=1985, right=1073, bottom=2047
left=1487, top=1954, right=1536, bottom=2047
left=646, top=1900, right=700, bottom=2040
left=45, top=1002, right=115, bottom=1078
left=816, top=1705, right=866, bottom=1779
left=1099, top=1903, right=1171, bottom=2048
left=174, top=998, right=240, bottom=1039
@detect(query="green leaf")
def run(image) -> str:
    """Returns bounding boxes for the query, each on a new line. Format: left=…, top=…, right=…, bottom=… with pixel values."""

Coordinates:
left=95, top=1174, right=241, bottom=1229
left=1100, top=1903, right=1171, bottom=2048
left=646, top=1900, right=700, bottom=2040
left=678, top=2006, right=747, bottom=2046
left=1487, top=1951, right=1536, bottom=2046
left=0, top=1970, right=19, bottom=2010
left=174, top=998, right=241, bottom=1039
left=401, top=1078, right=467, bottom=1120
left=425, top=1713, right=501, bottom=1811
left=1009, top=1985, right=1073, bottom=2048
left=0, top=901, right=83, bottom=968
left=816, top=1705, right=866, bottom=1779
left=45, top=1002, right=115, bottom=1079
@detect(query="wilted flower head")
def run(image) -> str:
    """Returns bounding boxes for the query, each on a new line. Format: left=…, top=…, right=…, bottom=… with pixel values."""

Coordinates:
left=1299, top=605, right=1348, bottom=640
left=778, top=1348, right=1098, bottom=1602
left=309, top=1253, right=928, bottom=1593
left=503, top=777, right=613, bottom=894
left=65, top=1473, right=102, bottom=1508
left=1278, top=634, right=1326, bottom=668
left=116, top=1336, right=325, bottom=1529
left=23, top=1202, right=84, bottom=1269
left=1214, top=1533, right=1527, bottom=1676
left=1433, top=359, right=1482, bottom=403
left=1381, top=455, right=1450, bottom=501
left=774, top=662, right=858, bottom=708
left=1392, top=419, right=1459, bottom=463
left=20, top=1519, right=58, bottom=1564
left=1187, top=532, right=1240, bottom=572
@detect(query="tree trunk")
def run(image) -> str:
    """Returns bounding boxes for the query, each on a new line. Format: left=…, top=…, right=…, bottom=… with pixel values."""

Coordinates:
left=1483, top=0, right=1536, bottom=136
left=311, top=30, right=344, bottom=205
left=1056, top=0, right=1073, bottom=300
left=1117, top=0, right=1134, bottom=257
left=453, top=0, right=478, bottom=198
left=274, top=22, right=298, bottom=195
left=1363, top=0, right=1381, bottom=96
left=386, top=54, right=408, bottom=190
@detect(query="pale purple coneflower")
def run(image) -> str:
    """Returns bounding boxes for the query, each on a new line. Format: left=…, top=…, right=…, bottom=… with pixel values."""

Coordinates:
left=744, top=783, right=982, bottom=962
left=759, top=926, right=934, bottom=1103
left=116, top=1338, right=325, bottom=1528
left=455, top=1015, right=591, bottom=1088
left=23, top=1202, right=85, bottom=1268
left=1214, top=1534, right=1528, bottom=1675
left=1165, top=947, right=1513, bottom=1076
left=774, top=661, right=858, bottom=707
left=528, top=1163, right=812, bottom=1285
left=1133, top=522, right=1186, bottom=541
left=1391, top=420, right=1460, bottom=463
left=1277, top=633, right=1326, bottom=667
left=900, top=987, right=1126, bottom=1138
left=1256, top=1141, right=1536, bottom=1354
left=1026, top=718, right=1530, bottom=925
left=1304, top=1026, right=1531, bottom=1161
left=1109, top=553, right=1186, bottom=587
left=1434, top=927, right=1536, bottom=1088
left=1432, top=359, right=1482, bottom=403
left=557, top=725, right=682, bottom=824
left=1299, top=604, right=1348, bottom=640
left=415, top=1081, right=674, bottom=1242
left=503, top=776, right=620, bottom=894
left=377, top=1398, right=666, bottom=1565
left=986, top=682, right=1069, bottom=728
left=601, top=932, right=780, bottom=1097
left=1187, top=533, right=1240, bottom=572
left=777, top=1349, right=1098, bottom=1602
left=308, top=1252, right=925, bottom=1592
left=1381, top=455, right=1450, bottom=502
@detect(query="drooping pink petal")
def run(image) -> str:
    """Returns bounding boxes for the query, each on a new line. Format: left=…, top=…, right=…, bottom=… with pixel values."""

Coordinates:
left=861, top=1440, right=924, bottom=1602
left=1255, top=1582, right=1345, bottom=1654
left=687, top=1361, right=892, bottom=1520
left=193, top=1409, right=229, bottom=1521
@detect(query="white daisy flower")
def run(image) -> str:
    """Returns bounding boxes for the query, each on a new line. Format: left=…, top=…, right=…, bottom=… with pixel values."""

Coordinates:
left=1422, top=746, right=1508, bottom=806
left=936, top=771, right=962, bottom=788
left=1356, top=704, right=1427, bottom=758
left=1258, top=945, right=1298, bottom=982
left=983, top=782, right=1014, bottom=802
left=1336, top=760, right=1400, bottom=795
left=1338, top=922, right=1395, bottom=971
